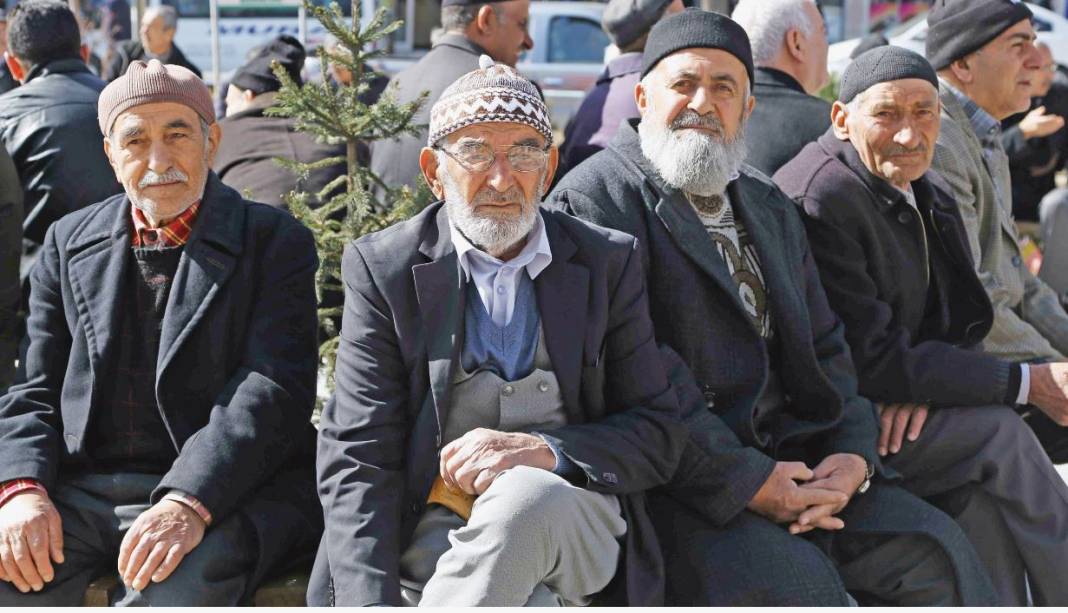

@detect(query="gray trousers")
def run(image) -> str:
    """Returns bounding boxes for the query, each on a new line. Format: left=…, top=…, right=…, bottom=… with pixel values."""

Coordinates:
left=399, top=466, right=626, bottom=607
left=885, top=405, right=1068, bottom=606
left=0, top=472, right=256, bottom=606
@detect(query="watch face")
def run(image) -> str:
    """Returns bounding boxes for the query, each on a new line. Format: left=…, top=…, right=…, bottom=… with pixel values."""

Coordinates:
left=858, top=479, right=871, bottom=495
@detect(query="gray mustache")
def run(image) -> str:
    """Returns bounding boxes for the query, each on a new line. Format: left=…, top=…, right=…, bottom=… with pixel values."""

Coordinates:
left=471, top=185, right=527, bottom=206
left=885, top=143, right=928, bottom=156
left=670, top=109, right=724, bottom=133
left=139, top=168, right=189, bottom=189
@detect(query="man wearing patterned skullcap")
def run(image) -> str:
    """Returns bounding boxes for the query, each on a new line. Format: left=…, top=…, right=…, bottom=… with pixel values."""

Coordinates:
left=310, top=56, right=686, bottom=606
left=552, top=9, right=993, bottom=606
left=0, top=58, right=322, bottom=604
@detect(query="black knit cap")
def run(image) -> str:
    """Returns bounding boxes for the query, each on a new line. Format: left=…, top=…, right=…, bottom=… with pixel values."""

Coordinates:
left=641, top=8, right=754, bottom=83
left=231, top=35, right=306, bottom=95
left=839, top=45, right=938, bottom=103
left=925, top=0, right=1032, bottom=70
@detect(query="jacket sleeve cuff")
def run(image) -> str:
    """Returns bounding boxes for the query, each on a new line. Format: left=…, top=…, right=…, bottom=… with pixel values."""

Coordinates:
left=0, top=479, right=47, bottom=508
left=1010, top=363, right=1027, bottom=406
left=162, top=490, right=214, bottom=526
left=537, top=434, right=587, bottom=486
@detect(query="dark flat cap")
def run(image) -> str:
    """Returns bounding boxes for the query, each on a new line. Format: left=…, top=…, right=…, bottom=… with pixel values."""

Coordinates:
left=926, top=0, right=1032, bottom=70
left=850, top=33, right=889, bottom=60
left=602, top=0, right=673, bottom=49
left=840, top=45, right=938, bottom=103
left=641, top=8, right=753, bottom=83
left=230, top=34, right=305, bottom=95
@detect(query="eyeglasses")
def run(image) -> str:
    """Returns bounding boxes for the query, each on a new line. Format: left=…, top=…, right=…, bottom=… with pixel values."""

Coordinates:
left=438, top=142, right=550, bottom=173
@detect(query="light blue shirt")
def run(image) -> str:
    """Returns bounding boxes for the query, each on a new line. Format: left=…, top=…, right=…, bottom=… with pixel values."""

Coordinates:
left=450, top=210, right=553, bottom=327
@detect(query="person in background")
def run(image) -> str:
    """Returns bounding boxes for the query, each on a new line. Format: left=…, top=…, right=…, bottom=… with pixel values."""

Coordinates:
left=0, top=9, right=17, bottom=95
left=369, top=0, right=533, bottom=201
left=214, top=35, right=350, bottom=209
left=926, top=0, right=1068, bottom=461
left=1002, top=42, right=1067, bottom=222
left=849, top=32, right=889, bottom=61
left=323, top=34, right=389, bottom=103
left=104, top=5, right=200, bottom=82
left=776, top=45, right=1068, bottom=605
left=0, top=146, right=19, bottom=392
left=558, top=0, right=683, bottom=173
left=551, top=9, right=993, bottom=606
left=732, top=0, right=830, bottom=176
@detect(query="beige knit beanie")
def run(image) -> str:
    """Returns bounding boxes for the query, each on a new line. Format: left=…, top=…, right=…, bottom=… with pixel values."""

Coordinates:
left=98, top=59, right=215, bottom=136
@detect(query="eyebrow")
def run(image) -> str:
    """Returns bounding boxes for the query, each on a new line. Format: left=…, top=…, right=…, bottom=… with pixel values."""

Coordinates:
left=666, top=71, right=739, bottom=86
left=117, top=126, right=145, bottom=141
left=164, top=119, right=195, bottom=131
left=514, top=137, right=541, bottom=147
left=1008, top=32, right=1037, bottom=44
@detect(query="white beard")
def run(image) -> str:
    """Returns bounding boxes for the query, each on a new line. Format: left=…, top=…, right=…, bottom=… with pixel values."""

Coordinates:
left=440, top=167, right=544, bottom=257
left=638, top=109, right=749, bottom=197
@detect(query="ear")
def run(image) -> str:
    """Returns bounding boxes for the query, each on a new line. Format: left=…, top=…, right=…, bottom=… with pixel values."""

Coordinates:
left=4, top=53, right=26, bottom=83
left=744, top=91, right=756, bottom=119
left=948, top=56, right=974, bottom=84
left=80, top=44, right=91, bottom=64
left=635, top=79, right=648, bottom=115
left=419, top=147, right=445, bottom=199
left=475, top=5, right=497, bottom=36
left=243, top=89, right=256, bottom=103
left=542, top=146, right=559, bottom=193
left=786, top=27, right=805, bottom=63
left=205, top=121, right=222, bottom=165
left=830, top=100, right=850, bottom=140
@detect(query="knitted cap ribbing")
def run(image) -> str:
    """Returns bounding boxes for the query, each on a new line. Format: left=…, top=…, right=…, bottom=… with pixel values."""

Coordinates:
left=98, top=59, right=215, bottom=136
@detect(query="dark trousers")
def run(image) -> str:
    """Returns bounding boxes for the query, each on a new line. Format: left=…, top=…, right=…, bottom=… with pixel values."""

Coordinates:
left=886, top=405, right=1068, bottom=606
left=0, top=472, right=257, bottom=606
left=650, top=482, right=989, bottom=606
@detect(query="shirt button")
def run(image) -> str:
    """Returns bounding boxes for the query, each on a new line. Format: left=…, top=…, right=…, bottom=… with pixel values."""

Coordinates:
left=496, top=286, right=506, bottom=295
left=538, top=380, right=550, bottom=393
left=897, top=211, right=911, bottom=224
left=1012, top=255, right=1022, bottom=267
left=502, top=384, right=515, bottom=396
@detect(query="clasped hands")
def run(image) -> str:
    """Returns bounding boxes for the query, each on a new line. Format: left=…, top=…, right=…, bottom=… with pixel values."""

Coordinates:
left=747, top=453, right=867, bottom=536
left=439, top=428, right=557, bottom=496
left=0, top=491, right=205, bottom=594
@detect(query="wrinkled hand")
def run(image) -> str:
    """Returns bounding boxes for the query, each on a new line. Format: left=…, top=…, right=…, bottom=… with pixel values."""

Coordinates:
left=789, top=453, right=867, bottom=535
left=440, top=428, right=557, bottom=496
left=747, top=461, right=848, bottom=527
left=0, top=492, right=63, bottom=593
left=1019, top=106, right=1065, bottom=139
left=1028, top=363, right=1068, bottom=425
left=118, top=500, right=205, bottom=592
left=877, top=402, right=929, bottom=456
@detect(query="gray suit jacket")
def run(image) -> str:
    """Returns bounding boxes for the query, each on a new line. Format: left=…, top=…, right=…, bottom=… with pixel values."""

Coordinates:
left=932, top=82, right=1068, bottom=361
left=310, top=203, right=686, bottom=606
left=369, top=34, right=486, bottom=200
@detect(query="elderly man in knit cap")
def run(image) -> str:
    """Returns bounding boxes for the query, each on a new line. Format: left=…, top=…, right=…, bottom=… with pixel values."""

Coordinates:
left=309, top=56, right=685, bottom=607
left=213, top=35, right=349, bottom=208
left=0, top=59, right=322, bottom=605
left=551, top=9, right=993, bottom=605
left=776, top=45, right=1068, bottom=606
left=558, top=0, right=683, bottom=172
left=925, top=0, right=1068, bottom=464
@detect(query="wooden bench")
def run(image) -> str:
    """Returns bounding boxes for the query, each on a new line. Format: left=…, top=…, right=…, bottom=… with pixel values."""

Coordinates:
left=82, top=569, right=309, bottom=606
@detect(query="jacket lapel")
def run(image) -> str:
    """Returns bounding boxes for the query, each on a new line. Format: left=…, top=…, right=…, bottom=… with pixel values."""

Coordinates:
left=535, top=215, right=588, bottom=424
left=412, top=206, right=464, bottom=441
left=156, top=175, right=243, bottom=383
left=66, top=198, right=131, bottom=420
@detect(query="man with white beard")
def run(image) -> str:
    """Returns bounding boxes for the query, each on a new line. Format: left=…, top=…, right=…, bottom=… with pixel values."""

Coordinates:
left=550, top=8, right=994, bottom=606
left=309, top=56, right=686, bottom=606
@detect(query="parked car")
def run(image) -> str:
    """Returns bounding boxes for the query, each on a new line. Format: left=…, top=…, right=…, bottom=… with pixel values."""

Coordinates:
left=827, top=3, right=1068, bottom=77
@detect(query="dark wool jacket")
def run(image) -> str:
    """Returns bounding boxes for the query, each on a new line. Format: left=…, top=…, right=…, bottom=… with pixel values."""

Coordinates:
left=0, top=174, right=323, bottom=595
left=774, top=130, right=1018, bottom=408
left=744, top=67, right=832, bottom=176
left=104, top=40, right=202, bottom=82
left=0, top=146, right=21, bottom=390
left=550, top=118, right=879, bottom=527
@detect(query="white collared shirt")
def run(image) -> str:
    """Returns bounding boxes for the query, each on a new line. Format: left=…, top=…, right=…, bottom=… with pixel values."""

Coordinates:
left=450, top=210, right=553, bottom=327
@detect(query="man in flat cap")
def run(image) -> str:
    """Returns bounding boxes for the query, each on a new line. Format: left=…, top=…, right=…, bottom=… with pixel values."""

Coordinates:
left=0, top=59, right=322, bottom=605
left=370, top=0, right=534, bottom=201
left=551, top=9, right=993, bottom=605
left=732, top=0, right=832, bottom=176
left=214, top=35, right=349, bottom=209
left=310, top=56, right=685, bottom=607
left=926, top=0, right=1068, bottom=461
left=776, top=45, right=1068, bottom=606
left=559, top=0, right=683, bottom=172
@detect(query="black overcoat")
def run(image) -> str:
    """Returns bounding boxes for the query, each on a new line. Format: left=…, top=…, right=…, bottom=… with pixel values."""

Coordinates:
left=0, top=174, right=323, bottom=592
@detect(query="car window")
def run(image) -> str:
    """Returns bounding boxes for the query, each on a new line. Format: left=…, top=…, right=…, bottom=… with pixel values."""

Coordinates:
left=547, top=16, right=608, bottom=63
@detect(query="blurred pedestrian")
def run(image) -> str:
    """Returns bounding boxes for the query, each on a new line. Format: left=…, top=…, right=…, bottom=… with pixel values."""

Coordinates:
left=733, top=0, right=831, bottom=176
left=104, top=5, right=200, bottom=81
left=369, top=0, right=534, bottom=201
left=558, top=0, right=683, bottom=172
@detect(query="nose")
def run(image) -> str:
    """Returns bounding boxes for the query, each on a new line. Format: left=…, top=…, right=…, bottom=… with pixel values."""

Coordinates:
left=687, top=86, right=716, bottom=118
left=895, top=124, right=920, bottom=149
left=1024, top=40, right=1042, bottom=71
left=484, top=153, right=517, bottom=193
left=146, top=140, right=173, bottom=175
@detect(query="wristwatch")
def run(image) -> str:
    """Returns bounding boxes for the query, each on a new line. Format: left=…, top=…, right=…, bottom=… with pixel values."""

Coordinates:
left=856, top=460, right=875, bottom=495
